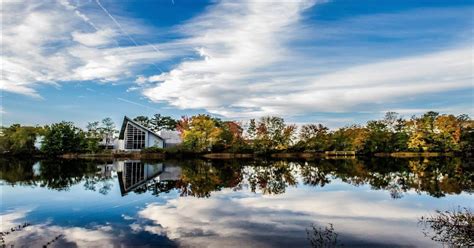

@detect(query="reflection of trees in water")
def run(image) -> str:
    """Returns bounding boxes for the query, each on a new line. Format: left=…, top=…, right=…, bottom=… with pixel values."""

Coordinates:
left=300, top=157, right=473, bottom=199
left=300, top=162, right=332, bottom=187
left=178, top=160, right=243, bottom=198
left=1, top=157, right=472, bottom=198
left=130, top=160, right=244, bottom=198
left=139, top=159, right=299, bottom=197
left=147, top=158, right=471, bottom=198
left=83, top=177, right=114, bottom=195
left=419, top=207, right=473, bottom=247
left=0, top=158, right=114, bottom=194
left=245, top=160, right=298, bottom=195
left=0, top=158, right=36, bottom=186
left=407, top=158, right=473, bottom=198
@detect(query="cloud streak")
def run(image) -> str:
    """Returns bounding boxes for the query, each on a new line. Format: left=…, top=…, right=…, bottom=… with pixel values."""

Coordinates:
left=0, top=0, right=174, bottom=97
left=141, top=1, right=473, bottom=118
left=1, top=0, right=472, bottom=121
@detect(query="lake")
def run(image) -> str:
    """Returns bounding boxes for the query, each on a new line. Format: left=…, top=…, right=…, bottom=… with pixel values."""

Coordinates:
left=1, top=157, right=472, bottom=247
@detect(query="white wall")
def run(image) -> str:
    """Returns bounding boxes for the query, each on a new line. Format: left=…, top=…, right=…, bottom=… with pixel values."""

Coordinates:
left=147, top=134, right=164, bottom=148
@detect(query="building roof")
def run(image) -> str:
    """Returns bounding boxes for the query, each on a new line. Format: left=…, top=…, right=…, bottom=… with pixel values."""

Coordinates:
left=118, top=116, right=164, bottom=140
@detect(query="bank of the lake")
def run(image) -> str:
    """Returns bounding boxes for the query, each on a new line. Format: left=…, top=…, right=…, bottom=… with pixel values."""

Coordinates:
left=28, top=150, right=470, bottom=160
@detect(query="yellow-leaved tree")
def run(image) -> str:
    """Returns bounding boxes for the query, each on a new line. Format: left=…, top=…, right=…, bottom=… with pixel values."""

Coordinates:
left=179, top=115, right=222, bottom=152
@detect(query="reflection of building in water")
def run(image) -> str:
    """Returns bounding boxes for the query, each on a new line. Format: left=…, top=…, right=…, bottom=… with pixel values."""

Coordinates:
left=96, top=163, right=115, bottom=178
left=116, top=160, right=181, bottom=196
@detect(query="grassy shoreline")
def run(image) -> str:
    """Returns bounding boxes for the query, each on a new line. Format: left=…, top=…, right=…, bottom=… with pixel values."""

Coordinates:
left=36, top=151, right=468, bottom=160
left=2, top=151, right=468, bottom=161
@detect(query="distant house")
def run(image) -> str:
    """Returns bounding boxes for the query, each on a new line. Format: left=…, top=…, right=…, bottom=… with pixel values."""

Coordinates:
left=157, top=129, right=182, bottom=148
left=118, top=116, right=164, bottom=150
left=99, top=134, right=116, bottom=149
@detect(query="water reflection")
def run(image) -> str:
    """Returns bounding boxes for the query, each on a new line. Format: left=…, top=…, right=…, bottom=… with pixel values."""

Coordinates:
left=1, top=157, right=472, bottom=247
left=116, top=160, right=181, bottom=196
left=2, top=157, right=471, bottom=199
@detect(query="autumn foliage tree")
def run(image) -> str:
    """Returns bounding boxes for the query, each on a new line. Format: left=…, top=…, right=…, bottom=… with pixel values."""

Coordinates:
left=407, top=112, right=469, bottom=152
left=178, top=115, right=223, bottom=152
left=297, top=124, right=330, bottom=151
left=252, top=116, right=296, bottom=153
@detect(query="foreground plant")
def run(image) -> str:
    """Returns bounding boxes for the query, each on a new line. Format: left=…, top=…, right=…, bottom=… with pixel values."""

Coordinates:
left=419, top=207, right=473, bottom=247
left=306, top=223, right=342, bottom=248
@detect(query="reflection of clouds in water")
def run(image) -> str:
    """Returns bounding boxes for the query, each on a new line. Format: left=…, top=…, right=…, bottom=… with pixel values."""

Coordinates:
left=1, top=210, right=115, bottom=247
left=1, top=209, right=31, bottom=227
left=137, top=188, right=441, bottom=247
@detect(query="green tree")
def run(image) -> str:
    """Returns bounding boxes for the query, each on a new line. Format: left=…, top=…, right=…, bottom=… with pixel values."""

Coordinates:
left=330, top=125, right=368, bottom=152
left=85, top=121, right=101, bottom=153
left=364, top=120, right=391, bottom=153
left=247, top=119, right=257, bottom=140
left=86, top=121, right=100, bottom=138
left=458, top=115, right=473, bottom=153
left=41, top=122, right=87, bottom=155
left=133, top=116, right=151, bottom=128
left=253, top=116, right=296, bottom=152
left=100, top=117, right=116, bottom=146
left=150, top=114, right=177, bottom=131
left=0, top=124, right=42, bottom=154
left=391, top=117, right=409, bottom=151
left=298, top=124, right=330, bottom=151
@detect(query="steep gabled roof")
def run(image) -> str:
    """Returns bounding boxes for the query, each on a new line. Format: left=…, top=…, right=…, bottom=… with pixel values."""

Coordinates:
left=119, top=116, right=164, bottom=140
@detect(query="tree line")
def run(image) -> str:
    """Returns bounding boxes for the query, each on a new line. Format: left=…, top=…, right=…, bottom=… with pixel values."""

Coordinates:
left=170, top=111, right=473, bottom=154
left=0, top=118, right=117, bottom=155
left=0, top=111, right=472, bottom=155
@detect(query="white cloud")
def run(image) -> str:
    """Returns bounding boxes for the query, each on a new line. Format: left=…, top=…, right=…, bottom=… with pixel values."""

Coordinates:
left=71, top=28, right=116, bottom=47
left=1, top=210, right=116, bottom=247
left=136, top=187, right=440, bottom=247
left=2, top=0, right=471, bottom=120
left=141, top=0, right=473, bottom=118
left=142, top=0, right=319, bottom=115
left=0, top=0, right=173, bottom=97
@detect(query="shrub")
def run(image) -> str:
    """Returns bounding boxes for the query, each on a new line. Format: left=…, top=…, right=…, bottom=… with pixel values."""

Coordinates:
left=140, top=146, right=165, bottom=154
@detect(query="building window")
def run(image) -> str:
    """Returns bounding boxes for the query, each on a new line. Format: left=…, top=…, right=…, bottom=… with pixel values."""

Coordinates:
left=123, top=161, right=145, bottom=191
left=125, top=123, right=146, bottom=149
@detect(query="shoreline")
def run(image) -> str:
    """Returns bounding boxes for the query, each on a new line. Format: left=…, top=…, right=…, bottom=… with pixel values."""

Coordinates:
left=2, top=151, right=466, bottom=160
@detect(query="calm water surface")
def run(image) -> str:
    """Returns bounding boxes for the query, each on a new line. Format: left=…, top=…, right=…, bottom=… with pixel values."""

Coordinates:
left=1, top=157, right=472, bottom=247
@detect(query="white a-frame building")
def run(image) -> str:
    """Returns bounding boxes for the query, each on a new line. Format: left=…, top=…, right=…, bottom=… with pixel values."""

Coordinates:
left=118, top=116, right=164, bottom=151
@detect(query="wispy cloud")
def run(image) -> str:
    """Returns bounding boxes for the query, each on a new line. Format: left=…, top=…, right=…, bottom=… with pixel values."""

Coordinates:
left=2, top=0, right=472, bottom=121
left=141, top=0, right=319, bottom=115
left=0, top=0, right=174, bottom=97
left=140, top=1, right=473, bottom=118
left=116, top=97, right=162, bottom=112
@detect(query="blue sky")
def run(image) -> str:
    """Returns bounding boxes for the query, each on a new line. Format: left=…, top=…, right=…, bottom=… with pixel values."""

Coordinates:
left=2, top=0, right=473, bottom=128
